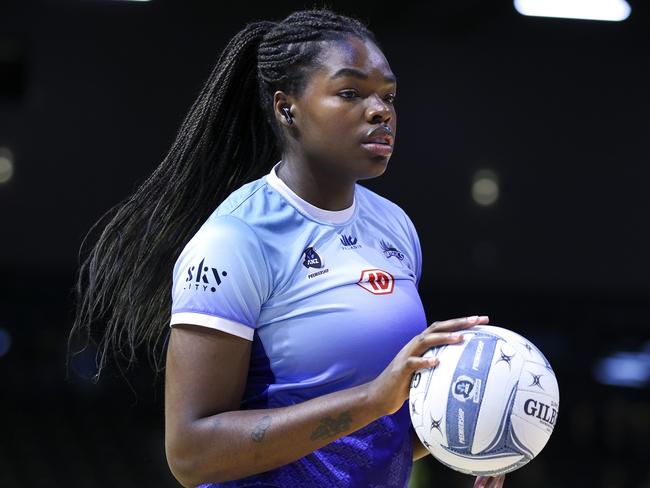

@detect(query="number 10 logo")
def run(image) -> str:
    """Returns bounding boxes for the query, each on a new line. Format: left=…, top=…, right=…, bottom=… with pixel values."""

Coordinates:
left=357, top=269, right=395, bottom=295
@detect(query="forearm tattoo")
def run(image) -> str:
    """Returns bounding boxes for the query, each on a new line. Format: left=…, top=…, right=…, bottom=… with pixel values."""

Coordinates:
left=310, top=411, right=353, bottom=441
left=251, top=415, right=272, bottom=443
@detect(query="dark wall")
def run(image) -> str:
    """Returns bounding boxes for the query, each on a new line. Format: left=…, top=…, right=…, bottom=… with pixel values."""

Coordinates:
left=2, top=1, right=649, bottom=290
left=1, top=1, right=649, bottom=487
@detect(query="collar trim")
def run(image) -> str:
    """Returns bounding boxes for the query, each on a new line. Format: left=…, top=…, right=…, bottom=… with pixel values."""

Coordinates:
left=266, top=161, right=356, bottom=225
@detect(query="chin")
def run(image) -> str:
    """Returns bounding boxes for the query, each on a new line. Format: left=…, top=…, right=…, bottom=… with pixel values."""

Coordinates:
left=358, top=156, right=390, bottom=180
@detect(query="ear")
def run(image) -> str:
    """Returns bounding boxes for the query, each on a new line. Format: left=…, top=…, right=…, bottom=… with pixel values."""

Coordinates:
left=273, top=91, right=298, bottom=128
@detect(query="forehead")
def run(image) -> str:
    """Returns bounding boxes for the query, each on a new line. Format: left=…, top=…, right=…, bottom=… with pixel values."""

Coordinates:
left=315, top=36, right=395, bottom=82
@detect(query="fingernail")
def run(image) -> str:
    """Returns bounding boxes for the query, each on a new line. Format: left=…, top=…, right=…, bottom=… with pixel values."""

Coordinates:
left=480, top=315, right=489, bottom=321
left=450, top=333, right=464, bottom=340
left=467, top=315, right=478, bottom=322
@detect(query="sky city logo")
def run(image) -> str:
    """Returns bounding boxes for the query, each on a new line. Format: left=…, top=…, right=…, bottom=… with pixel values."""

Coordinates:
left=184, top=258, right=228, bottom=292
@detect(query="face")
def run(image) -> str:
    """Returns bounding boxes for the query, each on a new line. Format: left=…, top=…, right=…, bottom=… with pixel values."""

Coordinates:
left=280, top=35, right=397, bottom=181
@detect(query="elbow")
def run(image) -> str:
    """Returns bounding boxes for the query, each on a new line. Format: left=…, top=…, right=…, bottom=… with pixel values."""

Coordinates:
left=166, top=436, right=209, bottom=487
left=165, top=435, right=229, bottom=487
left=165, top=443, right=199, bottom=488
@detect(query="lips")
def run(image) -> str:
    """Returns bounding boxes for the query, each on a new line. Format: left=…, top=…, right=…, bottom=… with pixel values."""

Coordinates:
left=363, top=126, right=394, bottom=147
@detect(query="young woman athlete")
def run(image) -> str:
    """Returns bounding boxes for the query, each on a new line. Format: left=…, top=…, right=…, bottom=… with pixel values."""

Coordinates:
left=71, top=8, right=505, bottom=488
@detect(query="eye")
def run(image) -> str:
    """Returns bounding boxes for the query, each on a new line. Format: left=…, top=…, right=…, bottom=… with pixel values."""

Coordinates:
left=384, top=93, right=397, bottom=104
left=338, top=89, right=359, bottom=100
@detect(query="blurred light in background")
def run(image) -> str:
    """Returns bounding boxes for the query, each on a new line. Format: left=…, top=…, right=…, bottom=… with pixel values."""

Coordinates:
left=594, top=342, right=650, bottom=388
left=0, top=147, right=14, bottom=184
left=0, top=327, right=12, bottom=357
left=514, top=0, right=631, bottom=22
left=471, top=169, right=499, bottom=206
left=515, top=0, right=632, bottom=22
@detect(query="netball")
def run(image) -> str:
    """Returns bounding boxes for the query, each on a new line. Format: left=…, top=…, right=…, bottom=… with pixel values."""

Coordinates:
left=409, top=325, right=559, bottom=476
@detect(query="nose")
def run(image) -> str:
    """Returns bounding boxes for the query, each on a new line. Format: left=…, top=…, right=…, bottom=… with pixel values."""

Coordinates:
left=365, top=94, right=392, bottom=124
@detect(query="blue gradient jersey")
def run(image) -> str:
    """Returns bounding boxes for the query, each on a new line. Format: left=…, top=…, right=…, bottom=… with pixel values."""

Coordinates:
left=170, top=161, right=428, bottom=487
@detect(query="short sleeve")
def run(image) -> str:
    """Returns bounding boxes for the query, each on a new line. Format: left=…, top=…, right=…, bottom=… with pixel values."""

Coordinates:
left=170, top=215, right=271, bottom=341
left=403, top=212, right=423, bottom=288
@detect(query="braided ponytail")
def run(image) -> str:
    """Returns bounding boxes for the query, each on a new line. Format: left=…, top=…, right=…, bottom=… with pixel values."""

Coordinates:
left=68, top=8, right=377, bottom=381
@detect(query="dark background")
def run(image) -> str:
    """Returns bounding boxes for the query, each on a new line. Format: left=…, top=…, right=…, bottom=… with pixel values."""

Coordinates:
left=1, top=0, right=649, bottom=487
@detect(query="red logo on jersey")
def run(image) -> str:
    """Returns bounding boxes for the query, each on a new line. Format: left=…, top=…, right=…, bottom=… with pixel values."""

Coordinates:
left=357, top=269, right=394, bottom=295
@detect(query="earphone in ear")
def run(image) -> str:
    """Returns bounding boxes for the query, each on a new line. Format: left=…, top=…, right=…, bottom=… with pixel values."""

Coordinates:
left=282, top=107, right=294, bottom=125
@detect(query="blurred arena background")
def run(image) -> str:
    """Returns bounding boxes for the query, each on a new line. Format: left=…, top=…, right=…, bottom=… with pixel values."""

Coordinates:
left=1, top=1, right=648, bottom=486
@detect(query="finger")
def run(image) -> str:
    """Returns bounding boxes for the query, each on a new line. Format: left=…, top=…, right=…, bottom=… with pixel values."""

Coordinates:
left=486, top=475, right=505, bottom=488
left=496, top=475, right=506, bottom=488
left=405, top=355, right=439, bottom=372
left=426, top=315, right=489, bottom=333
left=477, top=315, right=490, bottom=325
left=412, top=331, right=465, bottom=356
left=473, top=476, right=487, bottom=488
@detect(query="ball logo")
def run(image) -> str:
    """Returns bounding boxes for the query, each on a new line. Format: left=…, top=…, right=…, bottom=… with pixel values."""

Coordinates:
left=356, top=269, right=394, bottom=295
left=528, top=372, right=545, bottom=390
left=523, top=399, right=558, bottom=428
left=496, top=348, right=515, bottom=370
left=430, top=415, right=443, bottom=435
left=452, top=375, right=482, bottom=403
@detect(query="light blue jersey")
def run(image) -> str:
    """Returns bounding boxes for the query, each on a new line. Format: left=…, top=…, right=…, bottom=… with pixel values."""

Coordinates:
left=170, top=161, right=428, bottom=487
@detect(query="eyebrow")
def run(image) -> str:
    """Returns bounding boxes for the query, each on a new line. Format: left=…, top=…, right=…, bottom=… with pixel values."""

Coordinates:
left=330, top=67, right=396, bottom=84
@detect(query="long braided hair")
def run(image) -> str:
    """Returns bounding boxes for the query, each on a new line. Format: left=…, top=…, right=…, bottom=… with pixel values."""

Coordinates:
left=68, top=9, right=378, bottom=381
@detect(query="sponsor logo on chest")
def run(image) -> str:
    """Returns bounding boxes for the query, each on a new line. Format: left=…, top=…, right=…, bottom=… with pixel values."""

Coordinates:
left=356, top=268, right=395, bottom=295
left=379, top=239, right=404, bottom=261
left=340, top=234, right=362, bottom=250
left=302, top=246, right=330, bottom=279
left=300, top=237, right=400, bottom=293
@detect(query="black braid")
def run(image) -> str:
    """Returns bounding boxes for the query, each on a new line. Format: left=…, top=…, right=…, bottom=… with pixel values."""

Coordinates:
left=68, top=8, right=378, bottom=383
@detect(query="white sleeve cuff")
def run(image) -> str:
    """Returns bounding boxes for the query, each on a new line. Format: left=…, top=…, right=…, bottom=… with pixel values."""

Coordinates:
left=170, top=312, right=254, bottom=341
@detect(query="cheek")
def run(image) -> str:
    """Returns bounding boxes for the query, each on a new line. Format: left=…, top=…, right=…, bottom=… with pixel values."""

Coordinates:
left=305, top=100, right=360, bottom=143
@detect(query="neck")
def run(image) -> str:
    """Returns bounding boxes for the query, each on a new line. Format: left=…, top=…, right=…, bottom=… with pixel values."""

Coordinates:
left=276, top=155, right=355, bottom=211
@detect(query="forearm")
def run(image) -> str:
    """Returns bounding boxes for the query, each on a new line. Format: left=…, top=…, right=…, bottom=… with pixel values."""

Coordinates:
left=167, top=381, right=383, bottom=486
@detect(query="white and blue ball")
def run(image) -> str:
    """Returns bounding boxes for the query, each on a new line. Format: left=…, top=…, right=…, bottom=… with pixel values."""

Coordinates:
left=409, top=325, right=559, bottom=476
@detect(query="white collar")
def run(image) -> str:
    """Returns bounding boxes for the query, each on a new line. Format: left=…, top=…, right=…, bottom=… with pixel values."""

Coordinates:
left=266, top=161, right=356, bottom=225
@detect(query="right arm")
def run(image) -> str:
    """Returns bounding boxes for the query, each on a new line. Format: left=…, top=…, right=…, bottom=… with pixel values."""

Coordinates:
left=164, top=315, right=489, bottom=487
